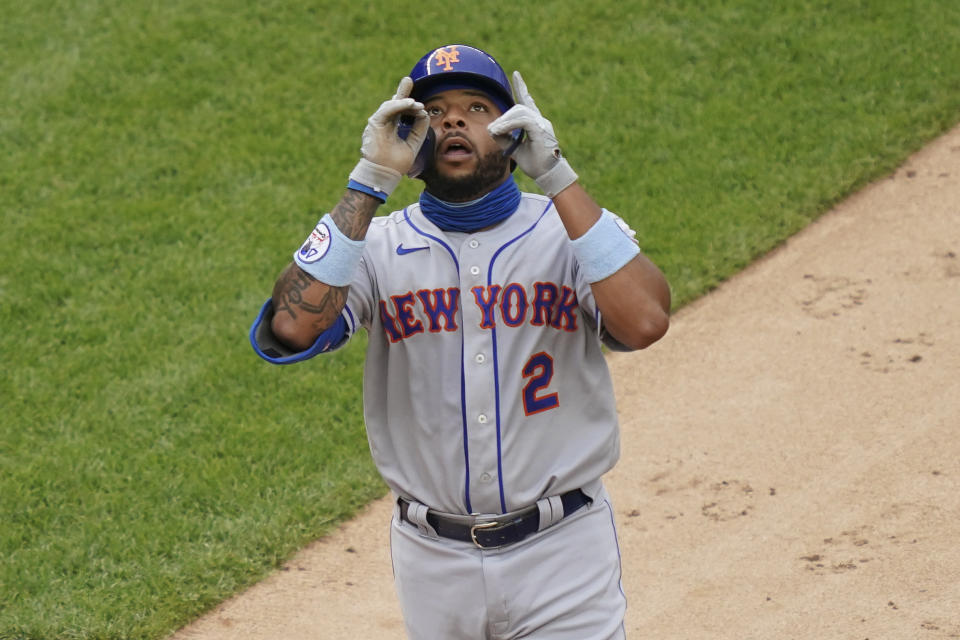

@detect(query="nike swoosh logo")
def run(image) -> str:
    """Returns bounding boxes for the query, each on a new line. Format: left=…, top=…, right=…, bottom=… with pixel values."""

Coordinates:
left=396, top=244, right=428, bottom=256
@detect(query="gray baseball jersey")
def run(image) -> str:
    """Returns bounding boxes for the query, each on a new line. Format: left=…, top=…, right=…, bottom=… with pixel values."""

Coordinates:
left=332, top=192, right=630, bottom=515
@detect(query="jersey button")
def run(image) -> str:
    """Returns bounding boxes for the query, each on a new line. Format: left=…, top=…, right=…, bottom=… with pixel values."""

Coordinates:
left=469, top=266, right=480, bottom=276
left=474, top=353, right=485, bottom=364
left=477, top=414, right=488, bottom=424
left=479, top=472, right=492, bottom=483
left=468, top=239, right=480, bottom=249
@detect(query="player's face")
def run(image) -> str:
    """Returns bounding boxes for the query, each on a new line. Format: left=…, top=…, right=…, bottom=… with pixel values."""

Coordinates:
left=419, top=89, right=511, bottom=201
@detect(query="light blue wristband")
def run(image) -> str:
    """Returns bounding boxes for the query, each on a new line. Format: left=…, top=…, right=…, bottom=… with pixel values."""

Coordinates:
left=570, top=209, right=641, bottom=283
left=293, top=213, right=366, bottom=286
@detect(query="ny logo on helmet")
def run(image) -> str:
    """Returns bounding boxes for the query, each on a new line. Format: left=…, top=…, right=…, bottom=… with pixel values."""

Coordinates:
left=433, top=46, right=460, bottom=71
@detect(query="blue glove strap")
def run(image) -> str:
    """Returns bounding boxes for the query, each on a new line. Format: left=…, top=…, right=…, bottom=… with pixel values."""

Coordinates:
left=347, top=179, right=388, bottom=203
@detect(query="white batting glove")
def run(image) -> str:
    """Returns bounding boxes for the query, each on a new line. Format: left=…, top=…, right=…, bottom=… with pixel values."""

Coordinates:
left=349, top=77, right=431, bottom=198
left=487, top=71, right=578, bottom=198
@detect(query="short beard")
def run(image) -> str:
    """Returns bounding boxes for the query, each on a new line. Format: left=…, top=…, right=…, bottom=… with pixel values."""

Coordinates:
left=420, top=149, right=511, bottom=202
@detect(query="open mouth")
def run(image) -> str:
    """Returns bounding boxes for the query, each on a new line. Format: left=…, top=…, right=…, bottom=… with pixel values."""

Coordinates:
left=439, top=135, right=474, bottom=159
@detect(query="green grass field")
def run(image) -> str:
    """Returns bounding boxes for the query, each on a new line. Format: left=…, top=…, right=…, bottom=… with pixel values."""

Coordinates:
left=2, top=1, right=959, bottom=638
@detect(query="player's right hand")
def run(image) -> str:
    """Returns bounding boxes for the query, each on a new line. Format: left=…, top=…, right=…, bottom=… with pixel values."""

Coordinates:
left=362, top=77, right=431, bottom=172
left=349, top=77, right=430, bottom=198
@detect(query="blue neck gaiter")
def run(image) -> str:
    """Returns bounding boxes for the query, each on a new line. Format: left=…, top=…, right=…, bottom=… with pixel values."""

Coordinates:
left=420, top=176, right=521, bottom=232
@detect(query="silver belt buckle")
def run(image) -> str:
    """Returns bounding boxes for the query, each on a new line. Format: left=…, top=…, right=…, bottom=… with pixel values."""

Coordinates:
left=470, top=520, right=500, bottom=548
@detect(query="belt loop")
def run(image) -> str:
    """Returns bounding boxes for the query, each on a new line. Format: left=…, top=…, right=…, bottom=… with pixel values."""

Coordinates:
left=536, top=494, right=565, bottom=532
left=404, top=500, right=439, bottom=539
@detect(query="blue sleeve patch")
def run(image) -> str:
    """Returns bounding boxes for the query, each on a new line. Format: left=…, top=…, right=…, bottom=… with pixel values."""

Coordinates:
left=249, top=299, right=350, bottom=365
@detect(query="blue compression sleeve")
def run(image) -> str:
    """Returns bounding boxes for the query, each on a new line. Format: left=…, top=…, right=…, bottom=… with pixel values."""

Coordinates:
left=249, top=299, right=350, bottom=364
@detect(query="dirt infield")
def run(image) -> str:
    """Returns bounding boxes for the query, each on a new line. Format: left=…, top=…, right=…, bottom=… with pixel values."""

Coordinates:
left=170, top=125, right=960, bottom=640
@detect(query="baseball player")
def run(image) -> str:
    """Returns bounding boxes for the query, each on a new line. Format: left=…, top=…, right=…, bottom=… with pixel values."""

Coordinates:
left=251, top=44, right=670, bottom=639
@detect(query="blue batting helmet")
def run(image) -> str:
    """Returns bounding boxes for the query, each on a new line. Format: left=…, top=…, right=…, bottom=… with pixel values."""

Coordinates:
left=409, top=45, right=514, bottom=113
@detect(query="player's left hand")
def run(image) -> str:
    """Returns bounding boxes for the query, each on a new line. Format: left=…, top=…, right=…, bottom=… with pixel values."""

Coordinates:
left=487, top=71, right=578, bottom=198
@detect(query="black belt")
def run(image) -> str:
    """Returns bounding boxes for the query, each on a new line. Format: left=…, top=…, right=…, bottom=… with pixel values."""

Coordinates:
left=398, top=489, right=590, bottom=549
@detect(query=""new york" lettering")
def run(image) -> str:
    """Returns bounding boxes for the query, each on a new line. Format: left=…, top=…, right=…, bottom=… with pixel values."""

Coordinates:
left=378, top=282, right=579, bottom=343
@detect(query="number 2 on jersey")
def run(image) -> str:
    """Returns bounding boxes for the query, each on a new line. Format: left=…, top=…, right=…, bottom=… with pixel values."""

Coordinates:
left=522, top=351, right=559, bottom=415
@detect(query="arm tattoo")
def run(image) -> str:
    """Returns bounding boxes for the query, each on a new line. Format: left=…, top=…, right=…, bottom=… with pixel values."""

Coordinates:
left=273, top=264, right=346, bottom=328
left=330, top=189, right=380, bottom=240
left=272, top=189, right=379, bottom=332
